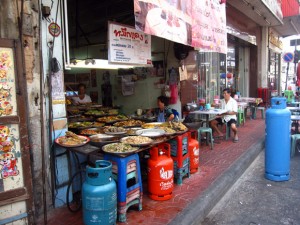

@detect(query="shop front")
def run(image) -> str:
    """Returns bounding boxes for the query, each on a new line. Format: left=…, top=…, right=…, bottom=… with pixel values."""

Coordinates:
left=51, top=1, right=229, bottom=221
left=268, top=28, right=283, bottom=96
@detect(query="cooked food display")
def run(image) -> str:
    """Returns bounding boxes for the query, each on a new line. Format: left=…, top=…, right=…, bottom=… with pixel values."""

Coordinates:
left=169, top=122, right=188, bottom=131
left=113, top=119, right=144, bottom=127
left=102, top=143, right=139, bottom=154
left=57, top=131, right=88, bottom=146
left=141, top=122, right=165, bottom=129
left=85, top=109, right=106, bottom=116
left=142, top=122, right=187, bottom=133
left=126, top=128, right=142, bottom=135
left=152, top=136, right=167, bottom=144
left=108, top=109, right=118, bottom=115
left=121, top=136, right=153, bottom=145
left=79, top=128, right=103, bottom=136
left=161, top=127, right=176, bottom=135
left=97, top=115, right=128, bottom=123
left=103, top=126, right=126, bottom=133
left=90, top=136, right=119, bottom=142
left=68, top=121, right=93, bottom=129
left=91, top=122, right=105, bottom=127
left=89, top=134, right=120, bottom=147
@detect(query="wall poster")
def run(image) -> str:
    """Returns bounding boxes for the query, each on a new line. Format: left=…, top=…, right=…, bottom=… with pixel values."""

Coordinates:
left=0, top=48, right=17, bottom=116
left=0, top=48, right=23, bottom=192
left=134, top=0, right=227, bottom=54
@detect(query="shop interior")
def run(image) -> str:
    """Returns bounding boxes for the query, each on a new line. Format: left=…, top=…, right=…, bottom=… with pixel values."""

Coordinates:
left=63, top=0, right=256, bottom=119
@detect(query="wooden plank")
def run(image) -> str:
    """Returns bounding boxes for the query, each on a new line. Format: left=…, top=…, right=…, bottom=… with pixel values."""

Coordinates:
left=0, top=187, right=26, bottom=202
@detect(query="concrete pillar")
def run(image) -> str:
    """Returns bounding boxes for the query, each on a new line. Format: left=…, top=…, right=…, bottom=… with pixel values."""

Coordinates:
left=260, top=27, right=269, bottom=88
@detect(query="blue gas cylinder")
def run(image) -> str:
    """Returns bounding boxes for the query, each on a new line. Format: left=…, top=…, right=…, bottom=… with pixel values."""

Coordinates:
left=82, top=160, right=117, bottom=225
left=265, top=97, right=291, bottom=181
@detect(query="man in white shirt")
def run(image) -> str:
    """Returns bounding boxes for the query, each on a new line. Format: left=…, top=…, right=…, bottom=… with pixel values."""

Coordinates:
left=210, top=88, right=239, bottom=142
left=71, top=83, right=92, bottom=105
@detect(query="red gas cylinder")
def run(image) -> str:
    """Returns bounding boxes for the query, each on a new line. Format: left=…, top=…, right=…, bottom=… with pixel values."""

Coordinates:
left=147, top=143, right=174, bottom=201
left=188, top=131, right=200, bottom=173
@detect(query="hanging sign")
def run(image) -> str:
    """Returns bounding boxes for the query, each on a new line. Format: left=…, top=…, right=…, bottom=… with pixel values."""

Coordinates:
left=48, top=22, right=61, bottom=37
left=108, top=22, right=152, bottom=65
left=134, top=0, right=227, bottom=54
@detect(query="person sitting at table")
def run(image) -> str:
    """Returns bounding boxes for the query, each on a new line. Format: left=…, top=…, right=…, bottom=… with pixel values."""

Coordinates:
left=148, top=95, right=175, bottom=122
left=209, top=88, right=239, bottom=143
left=71, top=83, right=92, bottom=105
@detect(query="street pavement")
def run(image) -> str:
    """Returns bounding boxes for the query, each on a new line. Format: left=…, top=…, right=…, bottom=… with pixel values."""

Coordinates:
left=200, top=150, right=300, bottom=225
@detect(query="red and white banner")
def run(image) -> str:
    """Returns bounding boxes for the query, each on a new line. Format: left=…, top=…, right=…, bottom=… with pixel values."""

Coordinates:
left=134, top=0, right=227, bottom=54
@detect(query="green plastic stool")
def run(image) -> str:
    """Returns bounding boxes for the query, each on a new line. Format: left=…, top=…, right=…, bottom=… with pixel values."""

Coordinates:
left=252, top=106, right=265, bottom=119
left=198, top=127, right=214, bottom=150
left=291, top=134, right=300, bottom=157
left=255, top=107, right=265, bottom=119
left=237, top=108, right=245, bottom=126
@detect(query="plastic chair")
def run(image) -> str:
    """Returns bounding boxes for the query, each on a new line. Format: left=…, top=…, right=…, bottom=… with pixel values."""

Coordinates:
left=198, top=127, right=214, bottom=150
left=291, top=134, right=300, bottom=157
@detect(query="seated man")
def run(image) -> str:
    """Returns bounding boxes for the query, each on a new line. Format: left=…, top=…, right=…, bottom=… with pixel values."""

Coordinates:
left=209, top=88, right=239, bottom=143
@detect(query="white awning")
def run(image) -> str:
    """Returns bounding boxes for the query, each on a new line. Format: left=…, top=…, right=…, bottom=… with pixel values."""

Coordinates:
left=273, top=16, right=300, bottom=37
left=227, top=0, right=283, bottom=26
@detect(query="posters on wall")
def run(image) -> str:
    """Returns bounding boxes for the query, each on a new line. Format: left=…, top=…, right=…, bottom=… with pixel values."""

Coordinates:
left=0, top=49, right=17, bottom=116
left=51, top=71, right=65, bottom=103
left=0, top=48, right=23, bottom=191
left=134, top=0, right=227, bottom=54
left=108, top=21, right=152, bottom=65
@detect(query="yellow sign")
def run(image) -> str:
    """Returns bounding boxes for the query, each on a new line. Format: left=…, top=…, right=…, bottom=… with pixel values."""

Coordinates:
left=269, top=29, right=283, bottom=50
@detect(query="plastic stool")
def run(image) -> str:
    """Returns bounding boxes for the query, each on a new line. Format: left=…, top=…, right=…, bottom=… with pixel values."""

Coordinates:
left=244, top=106, right=256, bottom=119
left=168, top=133, right=190, bottom=185
left=104, top=153, right=143, bottom=222
left=255, top=107, right=265, bottom=119
left=225, top=123, right=231, bottom=140
left=198, top=127, right=214, bottom=150
left=237, top=108, right=245, bottom=126
left=291, top=134, right=300, bottom=157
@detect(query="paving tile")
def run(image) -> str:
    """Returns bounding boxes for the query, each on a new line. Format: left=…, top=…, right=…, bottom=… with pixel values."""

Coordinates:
left=43, top=119, right=265, bottom=225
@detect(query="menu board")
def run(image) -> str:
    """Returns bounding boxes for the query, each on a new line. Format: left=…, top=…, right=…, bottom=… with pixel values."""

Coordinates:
left=108, top=22, right=152, bottom=65
left=0, top=48, right=17, bottom=116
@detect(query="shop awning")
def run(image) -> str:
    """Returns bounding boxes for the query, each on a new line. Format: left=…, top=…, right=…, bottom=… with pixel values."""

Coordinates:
left=273, top=16, right=300, bottom=37
left=227, top=0, right=283, bottom=26
left=273, top=0, right=300, bottom=37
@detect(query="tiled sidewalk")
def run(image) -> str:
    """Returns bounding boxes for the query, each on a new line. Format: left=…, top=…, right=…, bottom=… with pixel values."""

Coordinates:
left=44, top=118, right=265, bottom=225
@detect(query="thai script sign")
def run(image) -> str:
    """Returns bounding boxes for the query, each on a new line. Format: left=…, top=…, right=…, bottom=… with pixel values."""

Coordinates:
left=108, top=22, right=152, bottom=65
